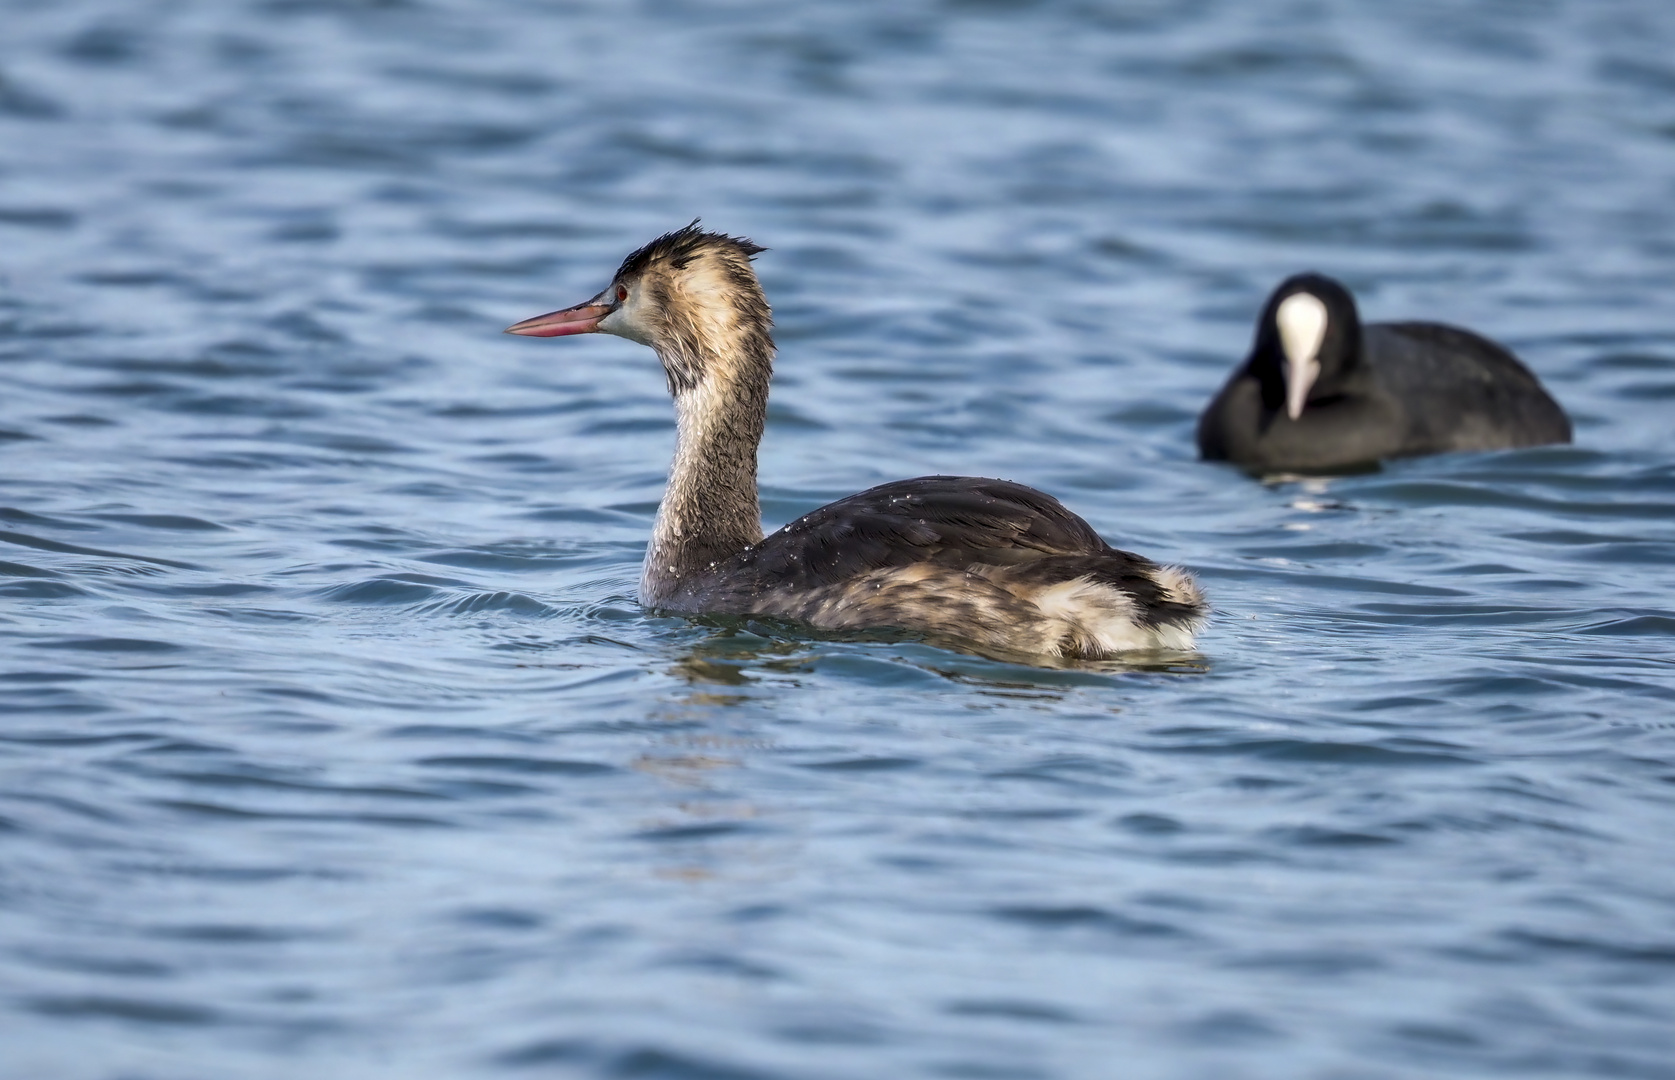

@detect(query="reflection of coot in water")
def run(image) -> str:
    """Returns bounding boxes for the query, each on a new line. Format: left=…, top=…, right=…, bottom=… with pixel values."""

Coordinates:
left=1197, top=273, right=1572, bottom=473
left=508, top=224, right=1205, bottom=659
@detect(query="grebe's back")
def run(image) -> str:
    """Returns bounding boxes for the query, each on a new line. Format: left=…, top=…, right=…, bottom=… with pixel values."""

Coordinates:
left=670, top=475, right=1204, bottom=658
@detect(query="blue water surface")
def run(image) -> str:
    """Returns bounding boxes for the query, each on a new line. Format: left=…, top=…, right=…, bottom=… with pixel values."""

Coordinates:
left=2, top=1, right=1674, bottom=1078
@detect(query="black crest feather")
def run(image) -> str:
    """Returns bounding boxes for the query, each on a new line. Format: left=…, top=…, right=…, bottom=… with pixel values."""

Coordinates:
left=613, top=220, right=766, bottom=282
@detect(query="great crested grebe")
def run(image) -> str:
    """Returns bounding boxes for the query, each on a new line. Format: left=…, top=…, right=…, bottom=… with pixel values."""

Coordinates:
left=1198, top=272, right=1571, bottom=473
left=508, top=224, right=1205, bottom=659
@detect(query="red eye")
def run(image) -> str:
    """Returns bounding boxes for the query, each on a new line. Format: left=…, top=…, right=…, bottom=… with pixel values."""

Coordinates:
left=616, top=285, right=628, bottom=302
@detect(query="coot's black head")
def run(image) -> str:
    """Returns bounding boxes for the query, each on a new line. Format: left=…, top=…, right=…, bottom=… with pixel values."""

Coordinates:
left=506, top=221, right=773, bottom=396
left=1248, top=272, right=1363, bottom=420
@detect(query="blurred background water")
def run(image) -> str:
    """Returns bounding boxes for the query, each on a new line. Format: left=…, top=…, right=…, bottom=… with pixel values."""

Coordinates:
left=2, top=1, right=1674, bottom=1077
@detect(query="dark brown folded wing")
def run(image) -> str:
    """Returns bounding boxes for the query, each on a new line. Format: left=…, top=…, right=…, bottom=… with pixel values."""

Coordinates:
left=705, top=475, right=1120, bottom=601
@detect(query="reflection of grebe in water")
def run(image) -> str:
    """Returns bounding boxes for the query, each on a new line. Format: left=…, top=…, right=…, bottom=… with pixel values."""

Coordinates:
left=508, top=224, right=1206, bottom=660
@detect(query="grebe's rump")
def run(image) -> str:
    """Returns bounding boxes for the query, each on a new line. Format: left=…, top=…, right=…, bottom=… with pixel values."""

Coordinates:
left=509, top=224, right=1205, bottom=659
left=1198, top=272, right=1571, bottom=473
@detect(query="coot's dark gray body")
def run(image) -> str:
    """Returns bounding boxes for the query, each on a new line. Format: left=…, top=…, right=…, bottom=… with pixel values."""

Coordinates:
left=508, top=225, right=1205, bottom=660
left=1197, top=273, right=1571, bottom=473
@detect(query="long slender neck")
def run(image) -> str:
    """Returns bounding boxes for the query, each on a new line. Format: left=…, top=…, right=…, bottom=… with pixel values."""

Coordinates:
left=641, top=317, right=772, bottom=605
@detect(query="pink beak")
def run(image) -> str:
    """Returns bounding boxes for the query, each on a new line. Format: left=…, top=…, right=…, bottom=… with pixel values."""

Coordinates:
left=504, top=301, right=612, bottom=337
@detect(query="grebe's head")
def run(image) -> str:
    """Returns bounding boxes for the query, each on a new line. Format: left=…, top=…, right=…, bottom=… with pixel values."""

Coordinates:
left=507, top=222, right=771, bottom=395
left=1251, top=272, right=1362, bottom=421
